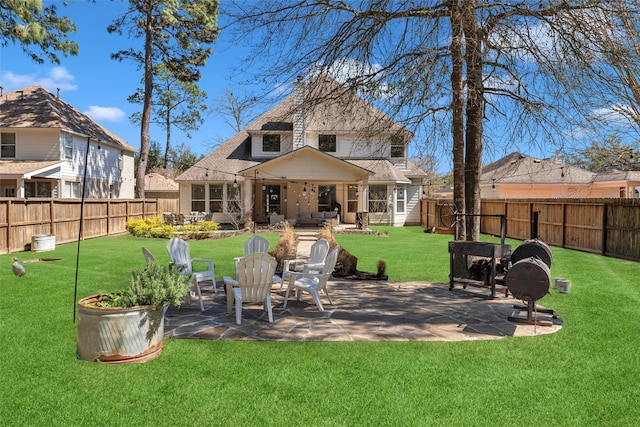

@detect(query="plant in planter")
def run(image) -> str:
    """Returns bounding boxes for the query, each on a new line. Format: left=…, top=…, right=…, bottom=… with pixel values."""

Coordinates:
left=77, top=261, right=191, bottom=364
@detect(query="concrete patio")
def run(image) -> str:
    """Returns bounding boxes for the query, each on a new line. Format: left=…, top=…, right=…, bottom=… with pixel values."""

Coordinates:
left=164, top=279, right=563, bottom=342
left=164, top=231, right=563, bottom=342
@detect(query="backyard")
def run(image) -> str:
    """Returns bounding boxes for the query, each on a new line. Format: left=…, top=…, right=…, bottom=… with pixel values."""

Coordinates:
left=1, top=226, right=638, bottom=426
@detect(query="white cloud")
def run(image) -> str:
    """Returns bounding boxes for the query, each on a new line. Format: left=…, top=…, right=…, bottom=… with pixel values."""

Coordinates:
left=1, top=66, right=77, bottom=92
left=83, top=106, right=126, bottom=122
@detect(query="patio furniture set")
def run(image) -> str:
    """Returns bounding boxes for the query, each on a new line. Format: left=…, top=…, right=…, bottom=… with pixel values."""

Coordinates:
left=146, top=235, right=338, bottom=325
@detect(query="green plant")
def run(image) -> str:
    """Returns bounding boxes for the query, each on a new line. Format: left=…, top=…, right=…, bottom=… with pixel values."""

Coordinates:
left=126, top=216, right=176, bottom=238
left=179, top=220, right=220, bottom=239
left=120, top=261, right=191, bottom=308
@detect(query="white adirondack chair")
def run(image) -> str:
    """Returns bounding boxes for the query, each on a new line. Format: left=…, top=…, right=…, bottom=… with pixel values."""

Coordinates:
left=281, top=238, right=330, bottom=290
left=166, top=237, right=216, bottom=311
left=284, top=246, right=339, bottom=312
left=223, top=253, right=277, bottom=325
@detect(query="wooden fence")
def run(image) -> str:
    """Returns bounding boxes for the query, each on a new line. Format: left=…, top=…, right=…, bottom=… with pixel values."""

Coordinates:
left=0, top=198, right=160, bottom=254
left=421, top=198, right=640, bottom=262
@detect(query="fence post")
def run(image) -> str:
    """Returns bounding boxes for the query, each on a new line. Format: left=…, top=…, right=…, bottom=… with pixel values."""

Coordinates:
left=601, top=200, right=608, bottom=256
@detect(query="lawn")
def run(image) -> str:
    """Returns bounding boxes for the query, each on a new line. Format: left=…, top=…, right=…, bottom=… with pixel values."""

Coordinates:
left=1, top=227, right=638, bottom=426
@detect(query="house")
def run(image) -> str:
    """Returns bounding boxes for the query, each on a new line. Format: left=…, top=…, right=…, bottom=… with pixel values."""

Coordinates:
left=0, top=86, right=136, bottom=198
left=175, top=75, right=427, bottom=226
left=480, top=152, right=640, bottom=199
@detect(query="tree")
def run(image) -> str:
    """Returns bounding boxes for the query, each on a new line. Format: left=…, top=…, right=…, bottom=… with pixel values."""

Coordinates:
left=211, top=87, right=258, bottom=133
left=567, top=135, right=639, bottom=172
left=169, top=142, right=202, bottom=173
left=226, top=0, right=609, bottom=240
left=1, top=0, right=78, bottom=64
left=129, top=63, right=208, bottom=168
left=108, top=0, right=219, bottom=199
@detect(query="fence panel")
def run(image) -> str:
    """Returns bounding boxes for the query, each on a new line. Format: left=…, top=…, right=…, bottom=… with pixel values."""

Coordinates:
left=605, top=201, right=640, bottom=260
left=0, top=198, right=161, bottom=254
left=422, top=198, right=639, bottom=262
left=480, top=200, right=506, bottom=236
left=564, top=202, right=603, bottom=253
left=532, top=202, right=564, bottom=246
left=504, top=201, right=530, bottom=240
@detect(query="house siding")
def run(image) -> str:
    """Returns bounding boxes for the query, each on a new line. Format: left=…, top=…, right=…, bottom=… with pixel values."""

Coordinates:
left=12, top=129, right=60, bottom=160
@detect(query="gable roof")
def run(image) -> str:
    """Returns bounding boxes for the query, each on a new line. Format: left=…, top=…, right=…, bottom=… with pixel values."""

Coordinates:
left=0, top=86, right=136, bottom=153
left=481, top=152, right=596, bottom=185
left=239, top=145, right=374, bottom=179
left=176, top=75, right=418, bottom=183
left=245, top=75, right=410, bottom=136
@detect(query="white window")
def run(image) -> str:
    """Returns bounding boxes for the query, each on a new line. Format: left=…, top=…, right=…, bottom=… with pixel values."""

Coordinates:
left=63, top=133, right=73, bottom=160
left=25, top=181, right=52, bottom=198
left=319, top=135, right=336, bottom=152
left=396, top=186, right=405, bottom=213
left=347, top=184, right=358, bottom=213
left=209, top=184, right=223, bottom=213
left=226, top=185, right=241, bottom=213
left=1, top=132, right=16, bottom=158
left=191, top=184, right=205, bottom=212
left=369, top=185, right=388, bottom=213
left=390, top=135, right=404, bottom=158
left=64, top=182, right=80, bottom=198
left=262, top=134, right=281, bottom=152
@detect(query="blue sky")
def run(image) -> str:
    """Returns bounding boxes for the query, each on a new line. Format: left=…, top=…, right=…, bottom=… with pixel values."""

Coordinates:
left=1, top=0, right=252, bottom=159
left=4, top=1, right=632, bottom=174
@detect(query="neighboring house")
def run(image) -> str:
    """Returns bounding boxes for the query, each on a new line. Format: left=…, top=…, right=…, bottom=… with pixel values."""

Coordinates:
left=175, top=75, right=427, bottom=226
left=480, top=152, right=640, bottom=199
left=144, top=173, right=179, bottom=212
left=0, top=86, right=136, bottom=199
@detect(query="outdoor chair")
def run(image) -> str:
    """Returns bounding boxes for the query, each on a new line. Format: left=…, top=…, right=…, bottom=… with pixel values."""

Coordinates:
left=223, top=253, right=277, bottom=325
left=142, top=247, right=156, bottom=265
left=284, top=246, right=339, bottom=312
left=234, top=235, right=270, bottom=279
left=162, top=212, right=174, bottom=225
left=166, top=237, right=216, bottom=312
left=281, top=238, right=330, bottom=291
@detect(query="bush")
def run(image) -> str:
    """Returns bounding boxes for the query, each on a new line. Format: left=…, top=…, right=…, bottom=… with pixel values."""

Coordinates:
left=179, top=221, right=220, bottom=239
left=121, top=261, right=191, bottom=308
left=126, top=216, right=176, bottom=238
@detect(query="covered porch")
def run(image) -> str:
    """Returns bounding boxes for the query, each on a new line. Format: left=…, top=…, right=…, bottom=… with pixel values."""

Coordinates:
left=239, top=146, right=373, bottom=226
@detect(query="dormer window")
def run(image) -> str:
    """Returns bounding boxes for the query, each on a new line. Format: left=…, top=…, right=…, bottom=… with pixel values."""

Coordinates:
left=263, top=134, right=281, bottom=152
left=319, top=134, right=336, bottom=152
left=391, top=135, right=404, bottom=158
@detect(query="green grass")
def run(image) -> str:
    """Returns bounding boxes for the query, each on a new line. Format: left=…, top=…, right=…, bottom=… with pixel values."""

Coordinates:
left=1, top=228, right=639, bottom=426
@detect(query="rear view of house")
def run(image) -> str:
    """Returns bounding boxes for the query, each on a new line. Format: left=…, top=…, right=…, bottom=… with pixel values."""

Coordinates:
left=176, top=75, right=426, bottom=226
left=0, top=86, right=136, bottom=199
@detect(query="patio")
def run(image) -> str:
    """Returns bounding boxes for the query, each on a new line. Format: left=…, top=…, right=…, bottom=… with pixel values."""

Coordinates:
left=164, top=279, right=563, bottom=341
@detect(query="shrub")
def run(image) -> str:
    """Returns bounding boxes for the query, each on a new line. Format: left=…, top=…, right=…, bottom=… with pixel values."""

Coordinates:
left=179, top=221, right=220, bottom=239
left=126, top=216, right=176, bottom=238
left=121, top=261, right=191, bottom=308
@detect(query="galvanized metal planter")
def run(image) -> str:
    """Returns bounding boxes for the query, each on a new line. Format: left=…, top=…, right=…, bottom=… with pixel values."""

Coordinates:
left=77, top=295, right=165, bottom=364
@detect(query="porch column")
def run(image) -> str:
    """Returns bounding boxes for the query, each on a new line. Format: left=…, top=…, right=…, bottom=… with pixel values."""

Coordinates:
left=361, top=177, right=369, bottom=213
left=243, top=177, right=253, bottom=223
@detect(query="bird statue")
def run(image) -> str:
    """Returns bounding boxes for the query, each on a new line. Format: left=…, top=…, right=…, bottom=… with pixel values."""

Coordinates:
left=12, top=257, right=26, bottom=277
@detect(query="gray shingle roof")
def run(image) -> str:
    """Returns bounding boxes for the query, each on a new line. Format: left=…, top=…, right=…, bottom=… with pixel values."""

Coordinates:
left=0, top=86, right=136, bottom=153
left=481, top=152, right=596, bottom=185
left=177, top=75, right=418, bottom=183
